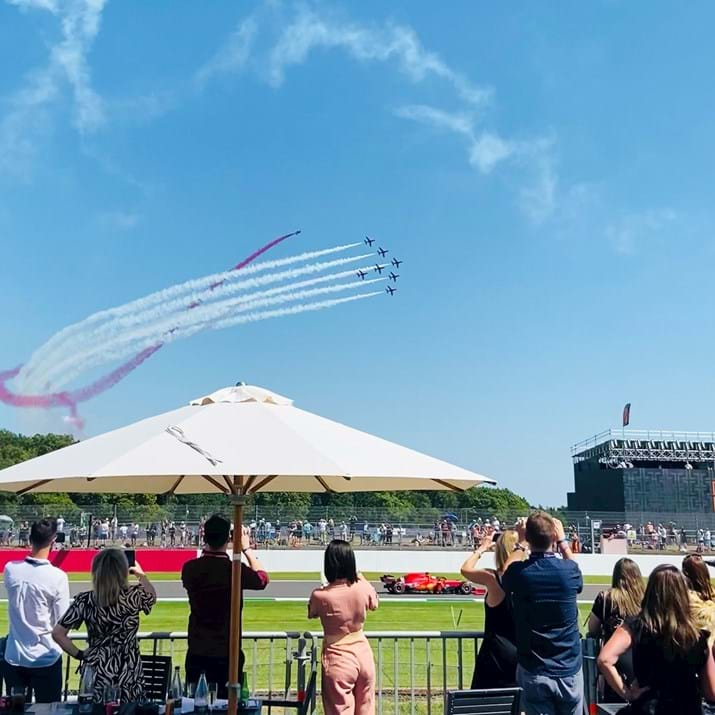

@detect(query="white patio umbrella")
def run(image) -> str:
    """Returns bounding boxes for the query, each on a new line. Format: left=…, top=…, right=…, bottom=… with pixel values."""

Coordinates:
left=0, top=384, right=495, bottom=713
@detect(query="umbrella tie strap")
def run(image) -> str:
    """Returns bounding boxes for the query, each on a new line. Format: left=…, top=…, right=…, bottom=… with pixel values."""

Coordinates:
left=165, top=425, right=223, bottom=466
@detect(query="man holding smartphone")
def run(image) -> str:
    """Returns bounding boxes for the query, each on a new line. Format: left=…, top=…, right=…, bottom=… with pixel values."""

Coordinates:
left=502, top=512, right=583, bottom=715
left=181, top=514, right=269, bottom=697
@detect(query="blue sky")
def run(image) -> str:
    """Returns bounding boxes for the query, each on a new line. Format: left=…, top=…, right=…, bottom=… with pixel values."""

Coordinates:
left=2, top=1, right=715, bottom=505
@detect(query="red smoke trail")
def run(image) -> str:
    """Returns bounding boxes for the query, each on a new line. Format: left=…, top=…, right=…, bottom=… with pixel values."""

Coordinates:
left=0, top=230, right=301, bottom=421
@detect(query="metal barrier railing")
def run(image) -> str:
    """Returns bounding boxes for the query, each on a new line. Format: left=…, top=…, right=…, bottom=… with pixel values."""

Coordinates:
left=62, top=632, right=601, bottom=715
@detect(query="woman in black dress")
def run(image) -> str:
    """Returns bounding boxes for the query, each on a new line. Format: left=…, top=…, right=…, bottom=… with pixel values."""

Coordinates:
left=587, top=557, right=644, bottom=702
left=52, top=548, right=157, bottom=702
left=460, top=528, right=525, bottom=689
left=598, top=564, right=715, bottom=714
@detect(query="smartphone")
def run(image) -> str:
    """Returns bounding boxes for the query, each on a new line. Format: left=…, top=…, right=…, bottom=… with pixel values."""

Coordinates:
left=125, top=549, right=136, bottom=568
left=492, top=531, right=501, bottom=543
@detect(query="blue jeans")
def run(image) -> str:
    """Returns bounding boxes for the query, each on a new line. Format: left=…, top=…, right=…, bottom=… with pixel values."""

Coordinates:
left=517, top=665, right=584, bottom=715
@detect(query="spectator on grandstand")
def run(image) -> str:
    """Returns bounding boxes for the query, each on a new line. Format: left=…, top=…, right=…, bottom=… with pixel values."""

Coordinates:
left=181, top=515, right=269, bottom=698
left=502, top=512, right=583, bottom=715
left=110, top=514, right=118, bottom=541
left=587, top=558, right=644, bottom=703
left=682, top=554, right=715, bottom=645
left=55, top=515, right=65, bottom=536
left=460, top=529, right=524, bottom=689
left=53, top=548, right=156, bottom=703
left=169, top=521, right=176, bottom=546
left=100, top=519, right=110, bottom=545
left=18, top=521, right=29, bottom=547
left=708, top=528, right=713, bottom=551
left=131, top=523, right=139, bottom=547
left=4, top=519, right=69, bottom=702
left=303, top=520, right=313, bottom=543
left=308, top=540, right=378, bottom=715
left=598, top=564, right=715, bottom=714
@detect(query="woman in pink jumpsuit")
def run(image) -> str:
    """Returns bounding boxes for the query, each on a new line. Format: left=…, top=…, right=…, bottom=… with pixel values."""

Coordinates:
left=308, top=540, right=379, bottom=715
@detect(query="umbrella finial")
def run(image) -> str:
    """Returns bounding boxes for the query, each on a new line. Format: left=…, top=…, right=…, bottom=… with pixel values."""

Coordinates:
left=235, top=381, right=246, bottom=387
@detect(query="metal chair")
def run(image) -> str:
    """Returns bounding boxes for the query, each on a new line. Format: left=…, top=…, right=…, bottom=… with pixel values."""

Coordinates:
left=446, top=687, right=522, bottom=715
left=140, top=655, right=172, bottom=702
left=264, top=667, right=317, bottom=715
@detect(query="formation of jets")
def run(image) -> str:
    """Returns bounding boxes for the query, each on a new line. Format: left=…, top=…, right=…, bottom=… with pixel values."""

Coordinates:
left=358, top=237, right=402, bottom=295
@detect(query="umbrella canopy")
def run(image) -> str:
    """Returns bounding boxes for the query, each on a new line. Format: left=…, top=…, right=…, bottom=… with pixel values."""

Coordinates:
left=0, top=383, right=495, bottom=712
left=0, top=384, right=495, bottom=494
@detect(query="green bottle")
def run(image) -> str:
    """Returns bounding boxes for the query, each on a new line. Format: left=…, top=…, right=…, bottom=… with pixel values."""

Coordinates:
left=240, top=672, right=249, bottom=706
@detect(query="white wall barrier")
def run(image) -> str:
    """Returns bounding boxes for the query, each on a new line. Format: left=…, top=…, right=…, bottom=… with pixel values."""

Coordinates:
left=254, top=548, right=693, bottom=577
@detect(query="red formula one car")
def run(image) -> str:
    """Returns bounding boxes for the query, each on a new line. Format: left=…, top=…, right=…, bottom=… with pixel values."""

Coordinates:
left=380, top=572, right=486, bottom=596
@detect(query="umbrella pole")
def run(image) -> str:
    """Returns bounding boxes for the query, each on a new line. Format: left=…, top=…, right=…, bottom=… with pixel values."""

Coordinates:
left=228, top=479, right=245, bottom=715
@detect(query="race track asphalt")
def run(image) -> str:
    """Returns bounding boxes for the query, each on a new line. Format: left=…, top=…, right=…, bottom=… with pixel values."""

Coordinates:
left=0, top=580, right=603, bottom=602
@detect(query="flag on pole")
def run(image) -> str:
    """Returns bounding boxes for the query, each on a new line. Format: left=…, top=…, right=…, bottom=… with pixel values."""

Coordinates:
left=622, top=403, right=631, bottom=427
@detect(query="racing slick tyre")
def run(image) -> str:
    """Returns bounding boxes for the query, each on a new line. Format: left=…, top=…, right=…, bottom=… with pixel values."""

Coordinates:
left=460, top=582, right=473, bottom=595
left=392, top=580, right=405, bottom=594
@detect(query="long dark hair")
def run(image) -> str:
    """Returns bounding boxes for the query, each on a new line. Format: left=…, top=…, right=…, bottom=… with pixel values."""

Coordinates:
left=683, top=554, right=714, bottom=601
left=641, top=564, right=700, bottom=659
left=324, top=539, right=358, bottom=584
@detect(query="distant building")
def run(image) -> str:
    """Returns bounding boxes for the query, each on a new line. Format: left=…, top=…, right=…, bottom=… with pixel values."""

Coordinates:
left=567, top=430, right=715, bottom=515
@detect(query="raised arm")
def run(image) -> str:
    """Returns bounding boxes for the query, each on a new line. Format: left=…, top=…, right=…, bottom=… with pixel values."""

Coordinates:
left=460, top=539, right=500, bottom=592
left=240, top=526, right=269, bottom=589
left=130, top=561, right=156, bottom=600
left=553, top=518, right=576, bottom=561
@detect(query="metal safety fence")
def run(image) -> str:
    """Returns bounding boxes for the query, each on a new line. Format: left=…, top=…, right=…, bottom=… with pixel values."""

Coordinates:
left=61, top=632, right=601, bottom=715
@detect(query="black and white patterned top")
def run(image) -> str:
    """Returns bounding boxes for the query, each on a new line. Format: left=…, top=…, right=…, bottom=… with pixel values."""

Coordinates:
left=59, top=585, right=156, bottom=702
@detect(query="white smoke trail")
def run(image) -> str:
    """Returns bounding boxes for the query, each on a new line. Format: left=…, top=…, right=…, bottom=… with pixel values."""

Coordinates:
left=28, top=255, right=374, bottom=393
left=185, top=292, right=384, bottom=340
left=108, top=254, right=373, bottom=334
left=17, top=242, right=362, bottom=390
left=40, top=278, right=385, bottom=390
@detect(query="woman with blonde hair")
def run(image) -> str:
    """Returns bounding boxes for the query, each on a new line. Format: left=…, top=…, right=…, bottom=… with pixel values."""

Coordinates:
left=588, top=557, right=644, bottom=702
left=52, top=549, right=156, bottom=703
left=683, top=554, right=715, bottom=646
left=598, top=564, right=715, bottom=713
left=460, top=528, right=526, bottom=688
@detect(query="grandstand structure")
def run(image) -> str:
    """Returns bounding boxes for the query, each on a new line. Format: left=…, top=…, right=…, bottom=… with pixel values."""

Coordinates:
left=568, top=429, right=715, bottom=516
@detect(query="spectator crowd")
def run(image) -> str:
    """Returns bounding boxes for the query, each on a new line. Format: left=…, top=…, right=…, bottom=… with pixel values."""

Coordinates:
left=6, top=512, right=715, bottom=713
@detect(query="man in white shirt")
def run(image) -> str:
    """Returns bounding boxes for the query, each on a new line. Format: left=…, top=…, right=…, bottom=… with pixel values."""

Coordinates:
left=3, top=519, right=70, bottom=702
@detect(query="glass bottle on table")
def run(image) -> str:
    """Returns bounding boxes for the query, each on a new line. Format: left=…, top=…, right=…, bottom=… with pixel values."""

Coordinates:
left=240, top=672, right=249, bottom=707
left=78, top=663, right=95, bottom=715
left=169, top=666, right=183, bottom=714
left=194, top=672, right=209, bottom=714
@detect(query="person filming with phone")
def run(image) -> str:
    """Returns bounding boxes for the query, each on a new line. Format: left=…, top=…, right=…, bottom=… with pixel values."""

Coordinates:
left=182, top=514, right=269, bottom=698
left=502, top=512, right=584, bottom=715
left=52, top=549, right=156, bottom=703
left=460, top=526, right=526, bottom=689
